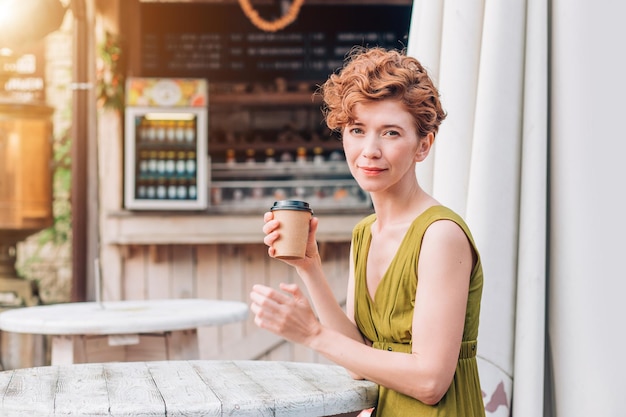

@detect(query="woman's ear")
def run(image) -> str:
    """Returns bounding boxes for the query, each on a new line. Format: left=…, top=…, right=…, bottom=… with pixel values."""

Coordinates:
left=415, top=132, right=435, bottom=162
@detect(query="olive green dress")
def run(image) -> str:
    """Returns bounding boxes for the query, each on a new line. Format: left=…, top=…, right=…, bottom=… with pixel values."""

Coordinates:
left=352, top=205, right=485, bottom=417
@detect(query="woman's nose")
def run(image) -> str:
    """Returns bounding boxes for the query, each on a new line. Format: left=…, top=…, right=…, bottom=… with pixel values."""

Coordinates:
left=361, top=136, right=382, bottom=158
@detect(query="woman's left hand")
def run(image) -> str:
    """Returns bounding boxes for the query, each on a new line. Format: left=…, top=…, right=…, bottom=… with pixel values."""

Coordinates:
left=250, top=282, right=321, bottom=345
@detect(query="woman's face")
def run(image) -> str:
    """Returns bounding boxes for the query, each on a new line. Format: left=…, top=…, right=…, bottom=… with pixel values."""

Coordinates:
left=342, top=100, right=426, bottom=195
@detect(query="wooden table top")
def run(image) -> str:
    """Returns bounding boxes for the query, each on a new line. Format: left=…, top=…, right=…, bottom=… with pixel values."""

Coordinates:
left=0, top=299, right=248, bottom=335
left=0, top=360, right=378, bottom=416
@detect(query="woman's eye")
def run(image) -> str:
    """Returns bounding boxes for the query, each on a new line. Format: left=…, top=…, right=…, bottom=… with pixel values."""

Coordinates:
left=349, top=127, right=364, bottom=135
left=384, top=130, right=400, bottom=137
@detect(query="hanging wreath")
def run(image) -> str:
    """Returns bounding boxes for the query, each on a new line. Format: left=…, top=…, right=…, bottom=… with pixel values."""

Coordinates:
left=238, top=0, right=305, bottom=32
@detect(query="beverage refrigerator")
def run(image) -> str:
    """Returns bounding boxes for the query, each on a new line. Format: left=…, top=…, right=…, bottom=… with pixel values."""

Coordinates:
left=124, top=77, right=208, bottom=210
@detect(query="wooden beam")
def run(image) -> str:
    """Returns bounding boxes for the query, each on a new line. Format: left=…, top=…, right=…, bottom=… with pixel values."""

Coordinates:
left=70, top=0, right=89, bottom=302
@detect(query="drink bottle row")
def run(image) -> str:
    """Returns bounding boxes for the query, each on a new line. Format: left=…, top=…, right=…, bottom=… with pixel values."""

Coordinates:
left=217, top=146, right=344, bottom=165
left=136, top=177, right=198, bottom=201
left=137, top=119, right=197, bottom=144
left=137, top=150, right=197, bottom=179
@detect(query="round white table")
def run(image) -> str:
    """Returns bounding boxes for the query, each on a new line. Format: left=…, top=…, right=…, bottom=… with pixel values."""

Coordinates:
left=0, top=360, right=378, bottom=416
left=0, top=299, right=248, bottom=365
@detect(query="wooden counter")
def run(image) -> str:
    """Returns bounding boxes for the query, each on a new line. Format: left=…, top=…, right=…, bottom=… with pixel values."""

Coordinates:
left=105, top=212, right=366, bottom=245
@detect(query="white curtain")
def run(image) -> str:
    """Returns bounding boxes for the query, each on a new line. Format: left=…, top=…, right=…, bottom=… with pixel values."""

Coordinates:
left=408, top=0, right=626, bottom=416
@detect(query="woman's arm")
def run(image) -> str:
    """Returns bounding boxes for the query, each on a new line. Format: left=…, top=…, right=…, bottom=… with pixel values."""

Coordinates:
left=261, top=211, right=363, bottom=342
left=252, top=218, right=473, bottom=405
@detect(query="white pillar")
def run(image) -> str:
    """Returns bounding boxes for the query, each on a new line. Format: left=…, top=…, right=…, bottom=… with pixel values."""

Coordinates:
left=431, top=0, right=485, bottom=216
left=550, top=1, right=626, bottom=416
left=464, top=1, right=526, bottom=415
left=406, top=0, right=444, bottom=195
left=511, top=0, right=548, bottom=416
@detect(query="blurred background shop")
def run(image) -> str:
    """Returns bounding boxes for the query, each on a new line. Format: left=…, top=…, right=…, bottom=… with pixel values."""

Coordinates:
left=1, top=0, right=408, bottom=368
left=1, top=1, right=625, bottom=417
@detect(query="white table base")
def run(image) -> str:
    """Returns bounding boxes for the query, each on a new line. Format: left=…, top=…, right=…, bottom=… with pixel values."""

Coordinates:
left=50, top=329, right=200, bottom=365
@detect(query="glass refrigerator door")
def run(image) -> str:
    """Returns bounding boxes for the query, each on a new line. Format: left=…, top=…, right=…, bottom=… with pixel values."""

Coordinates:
left=124, top=108, right=208, bottom=210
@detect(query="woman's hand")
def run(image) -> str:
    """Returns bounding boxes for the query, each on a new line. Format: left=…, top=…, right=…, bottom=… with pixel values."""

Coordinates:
left=262, top=211, right=321, bottom=269
left=250, top=283, right=322, bottom=345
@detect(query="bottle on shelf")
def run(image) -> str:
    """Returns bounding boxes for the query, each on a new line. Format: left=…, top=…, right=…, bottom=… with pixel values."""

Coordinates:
left=233, top=188, right=244, bottom=202
left=175, top=120, right=186, bottom=143
left=167, top=178, right=178, bottom=200
left=188, top=178, right=197, bottom=200
left=226, top=149, right=236, bottom=166
left=211, top=187, right=222, bottom=205
left=148, top=151, right=158, bottom=176
left=296, top=147, right=307, bottom=164
left=138, top=119, right=148, bottom=143
left=165, top=151, right=176, bottom=177
left=136, top=179, right=147, bottom=199
left=265, top=148, right=276, bottom=165
left=186, top=151, right=197, bottom=177
left=146, top=179, right=156, bottom=199
left=156, top=178, right=167, bottom=199
left=184, top=120, right=195, bottom=143
left=138, top=151, right=150, bottom=177
left=280, top=151, right=293, bottom=162
left=246, top=148, right=256, bottom=165
left=166, top=120, right=176, bottom=142
left=156, top=151, right=167, bottom=176
left=145, top=119, right=156, bottom=142
left=176, top=151, right=187, bottom=177
left=313, top=147, right=324, bottom=165
left=329, top=150, right=344, bottom=161
left=176, top=178, right=188, bottom=199
left=155, top=120, right=166, bottom=142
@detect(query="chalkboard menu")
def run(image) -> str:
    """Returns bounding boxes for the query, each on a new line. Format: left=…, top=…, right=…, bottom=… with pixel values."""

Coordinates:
left=138, top=2, right=412, bottom=83
left=0, top=42, right=46, bottom=102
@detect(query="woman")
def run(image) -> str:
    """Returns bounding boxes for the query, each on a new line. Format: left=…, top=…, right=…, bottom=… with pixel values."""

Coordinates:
left=250, top=47, right=485, bottom=417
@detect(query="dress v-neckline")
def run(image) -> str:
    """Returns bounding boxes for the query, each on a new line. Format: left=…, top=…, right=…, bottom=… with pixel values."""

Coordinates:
left=364, top=205, right=442, bottom=304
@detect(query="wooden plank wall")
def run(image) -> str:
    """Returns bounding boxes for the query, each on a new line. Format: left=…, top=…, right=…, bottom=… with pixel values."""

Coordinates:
left=116, top=241, right=351, bottom=364
left=91, top=4, right=356, bottom=367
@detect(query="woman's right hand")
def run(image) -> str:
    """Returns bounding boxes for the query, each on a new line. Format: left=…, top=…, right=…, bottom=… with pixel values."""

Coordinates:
left=262, top=211, right=321, bottom=269
left=262, top=211, right=280, bottom=256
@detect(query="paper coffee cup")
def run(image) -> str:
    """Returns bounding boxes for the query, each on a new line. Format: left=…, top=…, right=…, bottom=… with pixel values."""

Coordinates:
left=270, top=200, right=313, bottom=260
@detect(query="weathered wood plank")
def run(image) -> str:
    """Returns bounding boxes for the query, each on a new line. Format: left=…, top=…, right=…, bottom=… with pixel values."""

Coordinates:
left=219, top=244, right=245, bottom=351
left=171, top=245, right=194, bottom=298
left=125, top=334, right=168, bottom=362
left=191, top=360, right=275, bottom=415
left=123, top=246, right=147, bottom=300
left=211, top=325, right=283, bottom=361
left=264, top=251, right=295, bottom=361
left=196, top=244, right=221, bottom=359
left=54, top=363, right=110, bottom=415
left=104, top=362, right=165, bottom=415
left=146, top=361, right=221, bottom=416
left=146, top=245, right=172, bottom=300
left=246, top=361, right=327, bottom=416
left=287, top=361, right=378, bottom=417
left=1, top=365, right=58, bottom=415
left=243, top=244, right=264, bottom=339
left=82, top=334, right=126, bottom=363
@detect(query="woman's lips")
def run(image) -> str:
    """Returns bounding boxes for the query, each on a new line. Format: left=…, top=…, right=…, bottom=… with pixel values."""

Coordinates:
left=359, top=166, right=386, bottom=175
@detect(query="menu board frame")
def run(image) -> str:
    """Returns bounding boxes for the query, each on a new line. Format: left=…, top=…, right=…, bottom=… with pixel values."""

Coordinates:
left=121, top=0, right=413, bottom=84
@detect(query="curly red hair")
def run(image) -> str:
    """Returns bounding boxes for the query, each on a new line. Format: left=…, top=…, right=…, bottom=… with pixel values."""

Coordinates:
left=318, top=47, right=446, bottom=139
